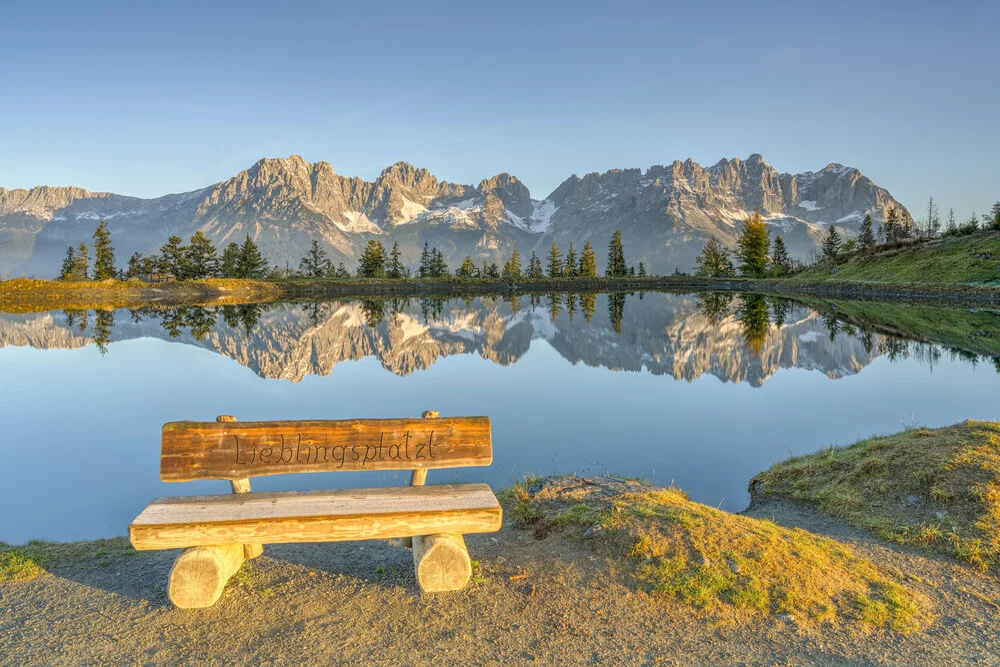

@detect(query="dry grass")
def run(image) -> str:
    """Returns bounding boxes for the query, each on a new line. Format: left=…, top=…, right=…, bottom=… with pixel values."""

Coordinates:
left=752, top=420, right=1000, bottom=571
left=0, top=537, right=135, bottom=582
left=502, top=475, right=929, bottom=632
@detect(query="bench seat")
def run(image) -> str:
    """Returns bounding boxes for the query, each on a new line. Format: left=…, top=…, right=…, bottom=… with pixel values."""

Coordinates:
left=130, top=483, right=502, bottom=551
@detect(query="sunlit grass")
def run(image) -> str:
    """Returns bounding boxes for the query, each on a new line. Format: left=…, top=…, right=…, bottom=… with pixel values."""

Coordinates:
left=753, top=420, right=1000, bottom=571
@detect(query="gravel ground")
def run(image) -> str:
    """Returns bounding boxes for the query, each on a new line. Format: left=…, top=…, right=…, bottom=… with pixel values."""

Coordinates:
left=2, top=496, right=999, bottom=666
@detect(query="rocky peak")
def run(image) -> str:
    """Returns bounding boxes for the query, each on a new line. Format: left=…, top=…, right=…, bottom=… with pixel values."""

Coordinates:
left=477, top=173, right=533, bottom=219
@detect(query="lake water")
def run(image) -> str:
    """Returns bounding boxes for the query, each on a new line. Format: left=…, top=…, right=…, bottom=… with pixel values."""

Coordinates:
left=1, top=291, right=998, bottom=543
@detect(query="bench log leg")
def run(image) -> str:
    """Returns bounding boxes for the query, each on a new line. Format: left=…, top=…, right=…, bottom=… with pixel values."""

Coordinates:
left=168, top=544, right=245, bottom=609
left=412, top=533, right=472, bottom=593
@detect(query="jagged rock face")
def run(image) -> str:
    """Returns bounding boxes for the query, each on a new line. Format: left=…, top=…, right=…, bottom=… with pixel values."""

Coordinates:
left=0, top=295, right=885, bottom=387
left=0, top=154, right=907, bottom=277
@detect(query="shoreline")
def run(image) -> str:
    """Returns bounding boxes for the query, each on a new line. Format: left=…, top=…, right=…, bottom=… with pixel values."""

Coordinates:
left=2, top=275, right=999, bottom=313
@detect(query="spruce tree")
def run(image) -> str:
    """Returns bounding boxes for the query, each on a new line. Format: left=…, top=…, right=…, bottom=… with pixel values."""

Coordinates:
left=158, top=236, right=187, bottom=276
left=92, top=220, right=117, bottom=280
left=579, top=240, right=597, bottom=277
left=299, top=239, right=331, bottom=278
left=925, top=196, right=940, bottom=237
left=237, top=234, right=269, bottom=279
left=735, top=212, right=769, bottom=278
left=457, top=256, right=479, bottom=279
left=186, top=231, right=219, bottom=279
left=883, top=205, right=900, bottom=244
left=858, top=214, right=876, bottom=251
left=638, top=262, right=647, bottom=277
left=770, top=235, right=792, bottom=275
left=605, top=230, right=627, bottom=277
left=565, top=243, right=578, bottom=277
left=72, top=242, right=90, bottom=280
left=502, top=245, right=522, bottom=279
left=485, top=262, right=500, bottom=279
left=822, top=225, right=842, bottom=261
left=694, top=237, right=735, bottom=278
left=989, top=201, right=1000, bottom=231
left=429, top=247, right=449, bottom=277
left=419, top=242, right=431, bottom=278
left=125, top=252, right=144, bottom=279
left=387, top=241, right=405, bottom=279
left=547, top=242, right=563, bottom=277
left=945, top=208, right=957, bottom=233
left=357, top=239, right=387, bottom=278
left=528, top=251, right=544, bottom=278
left=220, top=242, right=241, bottom=278
left=59, top=246, right=77, bottom=280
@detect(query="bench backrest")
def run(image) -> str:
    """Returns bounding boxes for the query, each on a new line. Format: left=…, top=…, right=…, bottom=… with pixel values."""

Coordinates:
left=160, top=416, right=493, bottom=482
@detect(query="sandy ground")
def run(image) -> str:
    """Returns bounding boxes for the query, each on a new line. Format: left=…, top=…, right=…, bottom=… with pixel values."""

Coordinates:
left=2, top=498, right=999, bottom=666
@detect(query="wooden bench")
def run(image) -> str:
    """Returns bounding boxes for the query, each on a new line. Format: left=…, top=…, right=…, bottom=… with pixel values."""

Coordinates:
left=128, top=411, right=502, bottom=608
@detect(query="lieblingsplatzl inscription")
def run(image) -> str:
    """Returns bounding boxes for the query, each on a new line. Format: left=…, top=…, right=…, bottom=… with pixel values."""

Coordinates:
left=233, top=431, right=436, bottom=467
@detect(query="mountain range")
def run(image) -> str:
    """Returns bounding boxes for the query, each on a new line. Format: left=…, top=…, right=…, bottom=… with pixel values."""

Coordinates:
left=0, top=294, right=900, bottom=387
left=0, top=154, right=907, bottom=277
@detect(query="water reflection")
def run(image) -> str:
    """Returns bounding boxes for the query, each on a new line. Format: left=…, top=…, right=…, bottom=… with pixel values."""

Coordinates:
left=4, top=292, right=999, bottom=384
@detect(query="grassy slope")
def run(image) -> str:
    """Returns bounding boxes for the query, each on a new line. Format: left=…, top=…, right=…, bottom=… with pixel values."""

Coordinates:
left=502, top=476, right=929, bottom=632
left=752, top=421, right=1000, bottom=571
left=788, top=232, right=1000, bottom=286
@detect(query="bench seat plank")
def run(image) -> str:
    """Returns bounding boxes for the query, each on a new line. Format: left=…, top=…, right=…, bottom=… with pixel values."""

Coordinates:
left=129, top=483, right=502, bottom=551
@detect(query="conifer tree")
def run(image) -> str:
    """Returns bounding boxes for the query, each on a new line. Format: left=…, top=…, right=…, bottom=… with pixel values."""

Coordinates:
left=457, top=256, right=479, bottom=279
left=237, top=234, right=269, bottom=279
left=822, top=225, right=842, bottom=261
left=357, top=239, right=387, bottom=278
left=547, top=242, right=563, bottom=277
left=186, top=231, right=219, bottom=279
left=528, top=251, right=543, bottom=278
left=502, top=245, right=522, bottom=279
left=387, top=241, right=405, bottom=278
left=925, top=196, right=940, bottom=237
left=883, top=205, right=900, bottom=244
left=485, top=262, right=500, bottom=279
left=418, top=242, right=431, bottom=278
left=858, top=214, right=876, bottom=251
left=564, top=243, right=578, bottom=277
left=989, top=201, right=1000, bottom=231
left=694, top=237, right=734, bottom=278
left=638, top=262, right=647, bottom=277
left=220, top=242, right=241, bottom=278
left=945, top=208, right=957, bottom=233
left=735, top=212, right=769, bottom=278
left=125, top=252, right=144, bottom=279
left=769, top=235, right=791, bottom=275
left=59, top=246, right=77, bottom=280
left=429, top=247, right=449, bottom=277
left=158, top=236, right=187, bottom=276
left=299, top=239, right=331, bottom=278
left=605, top=230, right=627, bottom=277
left=72, top=242, right=90, bottom=280
left=92, top=220, right=117, bottom=280
left=579, top=240, right=597, bottom=277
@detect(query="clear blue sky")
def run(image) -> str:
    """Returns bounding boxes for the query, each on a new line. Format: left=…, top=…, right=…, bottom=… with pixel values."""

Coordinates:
left=1, top=0, right=997, bottom=220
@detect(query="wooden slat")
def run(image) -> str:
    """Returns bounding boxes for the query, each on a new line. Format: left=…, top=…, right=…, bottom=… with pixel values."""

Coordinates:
left=129, top=483, right=502, bottom=550
left=160, top=417, right=492, bottom=482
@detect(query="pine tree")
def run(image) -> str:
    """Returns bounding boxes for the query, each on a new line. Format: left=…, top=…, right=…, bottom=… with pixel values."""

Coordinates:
left=694, top=237, right=735, bottom=278
left=220, top=242, right=241, bottom=278
left=822, top=225, right=842, bottom=261
left=457, top=256, right=479, bottom=279
left=547, top=242, right=563, bottom=277
left=528, top=251, right=544, bottom=278
left=125, top=252, right=144, bottom=279
left=605, top=230, right=627, bottom=277
left=564, top=243, right=578, bottom=277
left=59, top=246, right=77, bottom=280
left=237, top=234, right=269, bottom=279
left=357, top=239, right=387, bottom=278
left=299, top=239, right=331, bottom=278
left=637, top=262, right=647, bottom=277
left=945, top=208, right=957, bottom=233
left=502, top=245, right=522, bottom=279
left=858, top=214, right=876, bottom=251
left=72, top=242, right=90, bottom=280
left=158, top=236, right=187, bottom=276
left=579, top=240, right=597, bottom=277
left=770, top=235, right=792, bottom=275
left=989, top=201, right=1000, bottom=231
left=735, top=213, right=770, bottom=277
left=418, top=242, right=431, bottom=278
left=186, top=231, right=219, bottom=279
left=387, top=241, right=405, bottom=279
left=92, top=220, right=117, bottom=280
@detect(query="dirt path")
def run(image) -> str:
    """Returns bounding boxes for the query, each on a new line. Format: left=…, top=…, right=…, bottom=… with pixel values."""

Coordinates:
left=3, top=497, right=999, bottom=666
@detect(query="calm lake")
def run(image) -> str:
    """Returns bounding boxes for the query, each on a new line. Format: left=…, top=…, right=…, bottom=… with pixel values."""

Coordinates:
left=1, top=291, right=998, bottom=543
